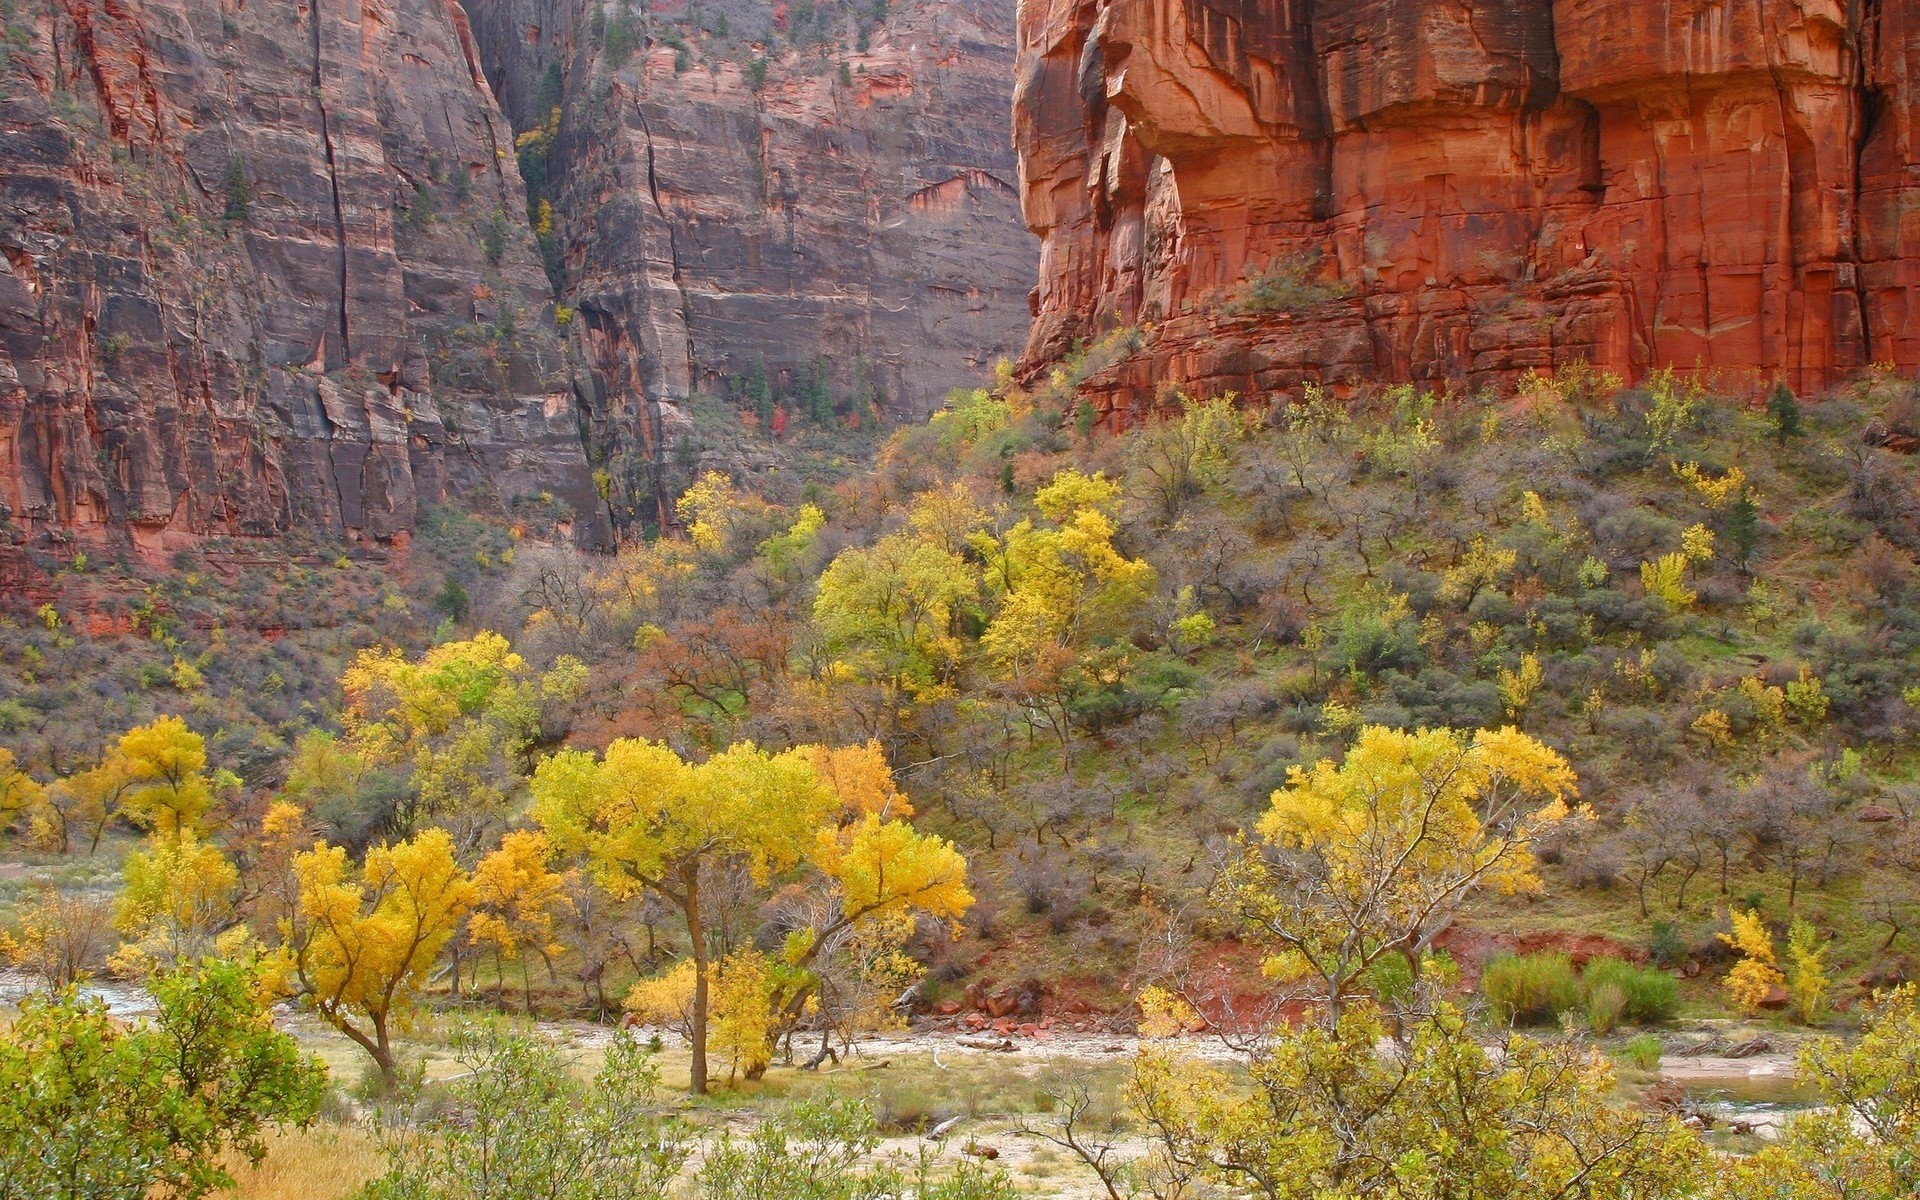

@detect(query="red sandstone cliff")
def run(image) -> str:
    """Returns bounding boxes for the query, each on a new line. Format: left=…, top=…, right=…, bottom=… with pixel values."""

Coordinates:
left=0, top=0, right=609, bottom=557
left=1015, top=0, right=1920, bottom=414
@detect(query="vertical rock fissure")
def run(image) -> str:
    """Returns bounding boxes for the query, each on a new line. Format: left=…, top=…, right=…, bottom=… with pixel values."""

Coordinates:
left=309, top=0, right=351, bottom=365
left=1853, top=0, right=1884, bottom=361
left=635, top=103, right=697, bottom=384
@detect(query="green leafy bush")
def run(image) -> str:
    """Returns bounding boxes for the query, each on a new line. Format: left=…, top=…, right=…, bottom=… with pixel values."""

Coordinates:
left=1615, top=1032, right=1664, bottom=1072
left=1585, top=981, right=1628, bottom=1034
left=1482, top=952, right=1580, bottom=1025
left=1581, top=957, right=1680, bottom=1025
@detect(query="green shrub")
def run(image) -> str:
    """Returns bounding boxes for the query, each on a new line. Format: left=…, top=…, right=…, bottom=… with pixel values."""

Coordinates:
left=1585, top=981, right=1628, bottom=1035
left=1647, top=921, right=1686, bottom=968
left=1224, top=250, right=1352, bottom=316
left=1581, top=957, right=1680, bottom=1025
left=1615, top=1033, right=1664, bottom=1072
left=1363, top=951, right=1414, bottom=1007
left=1482, top=952, right=1579, bottom=1025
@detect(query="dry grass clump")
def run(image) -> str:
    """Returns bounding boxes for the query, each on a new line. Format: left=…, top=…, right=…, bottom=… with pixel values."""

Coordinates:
left=218, top=1123, right=382, bottom=1200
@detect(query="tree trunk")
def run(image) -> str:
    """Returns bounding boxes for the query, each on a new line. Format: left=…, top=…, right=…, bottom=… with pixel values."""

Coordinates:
left=683, top=865, right=710, bottom=1095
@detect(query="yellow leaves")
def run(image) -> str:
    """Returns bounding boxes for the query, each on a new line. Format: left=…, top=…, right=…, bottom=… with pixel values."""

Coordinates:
left=1236, top=726, right=1579, bottom=1009
left=1439, top=536, right=1518, bottom=606
left=811, top=813, right=972, bottom=927
left=469, top=831, right=572, bottom=962
left=1784, top=666, right=1830, bottom=726
left=0, top=748, right=43, bottom=830
left=709, top=949, right=777, bottom=1082
left=1718, top=908, right=1785, bottom=1016
left=532, top=738, right=838, bottom=891
left=675, top=470, right=771, bottom=556
left=113, top=716, right=217, bottom=838
left=112, top=831, right=240, bottom=974
left=1690, top=709, right=1735, bottom=754
left=1640, top=554, right=1696, bottom=611
left=756, top=503, right=827, bottom=578
left=1521, top=490, right=1551, bottom=529
left=1681, top=523, right=1715, bottom=564
left=1137, top=985, right=1199, bottom=1038
left=1785, top=918, right=1830, bottom=1025
left=906, top=482, right=990, bottom=554
left=625, top=953, right=780, bottom=1083
left=1673, top=461, right=1749, bottom=508
left=813, top=532, right=979, bottom=688
left=1033, top=468, right=1121, bottom=522
left=625, top=959, right=697, bottom=1029
left=1497, top=653, right=1542, bottom=718
left=342, top=632, right=531, bottom=752
left=973, top=468, right=1155, bottom=677
left=284, top=828, right=474, bottom=1037
left=807, top=741, right=912, bottom=819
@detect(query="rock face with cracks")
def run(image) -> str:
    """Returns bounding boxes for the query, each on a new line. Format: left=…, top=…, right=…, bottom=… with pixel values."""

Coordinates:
left=0, top=0, right=606, bottom=558
left=0, top=0, right=1036, bottom=551
left=1014, top=0, right=1920, bottom=419
left=465, top=0, right=1034, bottom=535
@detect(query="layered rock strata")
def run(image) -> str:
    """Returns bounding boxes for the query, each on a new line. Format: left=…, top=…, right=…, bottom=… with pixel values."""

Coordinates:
left=0, top=0, right=606, bottom=555
left=466, top=0, right=1033, bottom=533
left=1016, top=0, right=1920, bottom=416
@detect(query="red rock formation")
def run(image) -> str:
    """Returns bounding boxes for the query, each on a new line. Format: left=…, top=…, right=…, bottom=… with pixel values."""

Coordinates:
left=0, top=0, right=604, bottom=561
left=1015, top=0, right=1920, bottom=417
left=466, top=0, right=1034, bottom=536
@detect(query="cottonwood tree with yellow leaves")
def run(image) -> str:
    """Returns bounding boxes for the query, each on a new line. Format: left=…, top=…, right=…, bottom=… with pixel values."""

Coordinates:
left=467, top=829, right=574, bottom=1012
left=970, top=470, right=1155, bottom=759
left=110, top=832, right=242, bottom=975
left=1215, top=724, right=1582, bottom=1021
left=0, top=748, right=42, bottom=836
left=273, top=826, right=474, bottom=1082
left=532, top=739, right=969, bottom=1093
left=340, top=633, right=584, bottom=852
left=1113, top=726, right=1701, bottom=1200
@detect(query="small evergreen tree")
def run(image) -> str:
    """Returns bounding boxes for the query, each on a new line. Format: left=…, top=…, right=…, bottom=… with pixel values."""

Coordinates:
left=222, top=156, right=251, bottom=223
left=1767, top=382, right=1802, bottom=441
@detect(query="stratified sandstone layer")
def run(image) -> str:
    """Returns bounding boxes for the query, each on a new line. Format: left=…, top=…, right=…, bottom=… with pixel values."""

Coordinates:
left=0, top=0, right=605, bottom=556
left=1016, top=0, right=1920, bottom=416
left=467, top=0, right=1033, bottom=534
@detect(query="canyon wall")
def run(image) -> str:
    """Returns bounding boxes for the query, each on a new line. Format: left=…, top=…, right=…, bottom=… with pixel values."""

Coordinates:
left=0, top=0, right=606, bottom=557
left=1016, top=0, right=1920, bottom=416
left=0, top=0, right=1035, bottom=552
left=465, top=0, right=1033, bottom=534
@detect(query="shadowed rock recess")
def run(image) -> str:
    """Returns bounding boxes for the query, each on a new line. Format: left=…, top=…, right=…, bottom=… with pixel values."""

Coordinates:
left=0, top=0, right=1033, bottom=551
left=1016, top=0, right=1920, bottom=418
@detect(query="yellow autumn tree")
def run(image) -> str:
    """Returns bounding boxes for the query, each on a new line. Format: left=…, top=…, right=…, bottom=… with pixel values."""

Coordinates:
left=275, top=827, right=475, bottom=1080
left=973, top=469, right=1156, bottom=674
left=468, top=829, right=574, bottom=1012
left=1217, top=725, right=1581, bottom=1020
left=1785, top=918, right=1830, bottom=1025
left=535, top=738, right=972, bottom=1092
left=532, top=739, right=839, bottom=1093
left=812, top=531, right=979, bottom=704
left=342, top=633, right=582, bottom=850
left=1718, top=908, right=1785, bottom=1016
left=114, top=716, right=231, bottom=838
left=0, top=749, right=42, bottom=838
left=624, top=949, right=783, bottom=1085
left=1439, top=536, right=1518, bottom=607
left=111, top=832, right=243, bottom=975
left=1641, top=554, right=1696, bottom=611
